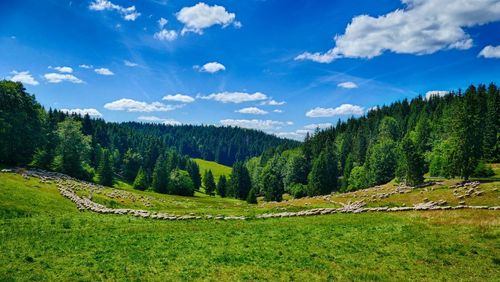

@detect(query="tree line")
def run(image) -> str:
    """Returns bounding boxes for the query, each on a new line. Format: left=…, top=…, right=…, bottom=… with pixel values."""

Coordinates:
left=242, top=83, right=500, bottom=201
left=0, top=80, right=296, bottom=198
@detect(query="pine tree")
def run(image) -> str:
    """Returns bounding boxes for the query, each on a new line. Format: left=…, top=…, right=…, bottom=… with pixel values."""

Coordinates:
left=216, top=175, right=227, bottom=197
left=246, top=187, right=257, bottom=204
left=229, top=161, right=252, bottom=200
left=261, top=155, right=284, bottom=202
left=186, top=160, right=202, bottom=190
left=152, top=155, right=168, bottom=193
left=307, top=147, right=338, bottom=196
left=203, top=170, right=216, bottom=196
left=396, top=135, right=424, bottom=186
left=133, top=166, right=148, bottom=191
left=97, top=149, right=113, bottom=186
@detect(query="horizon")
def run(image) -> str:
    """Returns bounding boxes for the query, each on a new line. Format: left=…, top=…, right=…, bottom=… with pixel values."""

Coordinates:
left=1, top=0, right=500, bottom=140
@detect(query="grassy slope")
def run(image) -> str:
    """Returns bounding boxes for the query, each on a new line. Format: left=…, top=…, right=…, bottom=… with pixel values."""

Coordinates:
left=194, top=158, right=232, bottom=184
left=0, top=172, right=499, bottom=281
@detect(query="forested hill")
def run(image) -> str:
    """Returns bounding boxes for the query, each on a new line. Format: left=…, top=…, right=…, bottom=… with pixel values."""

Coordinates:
left=245, top=83, right=499, bottom=202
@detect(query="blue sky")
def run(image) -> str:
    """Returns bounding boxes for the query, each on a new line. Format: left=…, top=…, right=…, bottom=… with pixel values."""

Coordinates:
left=1, top=0, right=500, bottom=140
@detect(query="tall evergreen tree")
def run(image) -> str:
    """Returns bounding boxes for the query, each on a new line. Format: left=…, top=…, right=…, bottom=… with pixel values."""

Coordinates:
left=203, top=169, right=216, bottom=196
left=133, top=166, right=148, bottom=191
left=307, top=147, right=338, bottom=196
left=97, top=149, right=114, bottom=186
left=396, top=135, right=425, bottom=186
left=229, top=161, right=252, bottom=200
left=216, top=175, right=227, bottom=197
left=152, top=155, right=168, bottom=193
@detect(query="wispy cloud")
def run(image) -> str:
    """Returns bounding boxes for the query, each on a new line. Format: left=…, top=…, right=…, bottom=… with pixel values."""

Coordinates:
left=306, top=104, right=364, bottom=117
left=199, top=91, right=267, bottom=103
left=89, top=0, right=141, bottom=21
left=104, top=98, right=184, bottom=112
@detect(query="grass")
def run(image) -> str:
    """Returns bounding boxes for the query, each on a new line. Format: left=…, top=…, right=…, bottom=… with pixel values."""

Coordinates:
left=1, top=171, right=499, bottom=281
left=194, top=158, right=232, bottom=184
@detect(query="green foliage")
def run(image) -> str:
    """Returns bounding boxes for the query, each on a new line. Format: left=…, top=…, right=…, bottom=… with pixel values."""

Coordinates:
left=52, top=119, right=92, bottom=180
left=0, top=81, right=45, bottom=165
left=396, top=135, right=425, bottom=186
left=186, top=160, right=202, bottom=190
left=246, top=187, right=257, bottom=204
left=348, top=166, right=369, bottom=191
left=472, top=161, right=494, bottom=177
left=168, top=169, right=195, bottom=196
left=133, top=167, right=148, bottom=191
left=229, top=161, right=252, bottom=200
left=307, top=147, right=338, bottom=196
left=366, top=140, right=397, bottom=186
left=97, top=149, right=114, bottom=186
left=289, top=183, right=307, bottom=198
left=216, top=175, right=227, bottom=197
left=203, top=170, right=216, bottom=196
left=122, top=149, right=142, bottom=182
left=152, top=155, right=169, bottom=194
left=283, top=153, right=309, bottom=192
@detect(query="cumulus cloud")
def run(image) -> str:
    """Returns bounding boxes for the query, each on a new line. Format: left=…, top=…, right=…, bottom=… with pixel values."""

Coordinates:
left=79, top=64, right=93, bottom=69
left=275, top=131, right=304, bottom=140
left=296, top=0, right=500, bottom=63
left=50, top=66, right=73, bottom=73
left=425, top=90, right=450, bottom=100
left=260, top=99, right=286, bottom=106
left=220, top=119, right=291, bottom=130
left=60, top=108, right=103, bottom=118
left=89, top=0, right=140, bottom=21
left=304, top=123, right=333, bottom=130
left=44, top=73, right=83, bottom=84
left=337, top=81, right=358, bottom=89
left=199, top=62, right=226, bottom=73
left=162, top=94, right=195, bottom=103
left=138, top=116, right=181, bottom=125
left=124, top=60, right=138, bottom=67
left=199, top=91, right=267, bottom=103
left=154, top=29, right=178, bottom=41
left=479, top=45, right=500, bottom=58
left=176, top=2, right=240, bottom=35
left=236, top=107, right=268, bottom=115
left=94, top=68, right=114, bottom=75
left=306, top=104, right=364, bottom=117
left=273, top=109, right=283, bottom=113
left=8, top=71, right=39, bottom=85
left=104, top=98, right=184, bottom=112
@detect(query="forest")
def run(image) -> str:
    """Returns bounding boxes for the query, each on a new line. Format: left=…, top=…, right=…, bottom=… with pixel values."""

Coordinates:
left=1, top=80, right=498, bottom=203
left=0, top=80, right=297, bottom=198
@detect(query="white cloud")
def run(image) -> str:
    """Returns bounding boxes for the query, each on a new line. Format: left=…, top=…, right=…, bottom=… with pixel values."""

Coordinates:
left=138, top=116, right=181, bottom=125
left=200, top=91, right=268, bottom=103
left=260, top=99, right=286, bottom=106
left=104, top=98, right=184, bottom=112
left=154, top=29, right=178, bottom=41
left=275, top=131, right=303, bottom=140
left=51, top=66, right=73, bottom=73
left=273, top=109, right=283, bottom=113
left=296, top=0, right=500, bottom=63
left=8, top=71, right=39, bottom=85
left=176, top=2, right=240, bottom=35
left=44, top=73, right=83, bottom=84
left=304, top=123, right=333, bottom=130
left=425, top=90, right=449, bottom=100
left=199, top=62, right=225, bottom=73
left=124, top=60, right=138, bottom=67
left=162, top=94, right=195, bottom=103
left=337, top=81, right=358, bottom=89
left=220, top=119, right=292, bottom=130
left=60, top=108, right=103, bottom=118
left=236, top=107, right=268, bottom=115
left=79, top=64, right=93, bottom=69
left=94, top=68, right=114, bottom=75
left=89, top=0, right=141, bottom=21
left=158, top=17, right=168, bottom=28
left=479, top=45, right=500, bottom=58
left=306, top=104, right=364, bottom=117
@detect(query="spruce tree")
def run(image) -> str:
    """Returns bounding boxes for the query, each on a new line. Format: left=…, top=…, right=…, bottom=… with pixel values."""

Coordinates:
left=216, top=175, right=227, bottom=197
left=307, top=147, right=338, bottom=196
left=203, top=170, right=216, bottom=196
left=229, top=161, right=252, bottom=200
left=396, top=135, right=425, bottom=186
left=97, top=149, right=113, bottom=186
left=133, top=166, right=148, bottom=191
left=152, top=155, right=168, bottom=193
left=246, top=187, right=257, bottom=204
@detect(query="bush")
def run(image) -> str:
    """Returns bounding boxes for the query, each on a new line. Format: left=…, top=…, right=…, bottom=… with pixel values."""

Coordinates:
left=290, top=183, right=307, bottom=198
left=168, top=169, right=195, bottom=196
left=472, top=161, right=494, bottom=177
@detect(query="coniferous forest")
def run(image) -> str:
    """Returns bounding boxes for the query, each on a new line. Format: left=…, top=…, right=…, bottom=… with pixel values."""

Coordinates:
left=1, top=80, right=498, bottom=203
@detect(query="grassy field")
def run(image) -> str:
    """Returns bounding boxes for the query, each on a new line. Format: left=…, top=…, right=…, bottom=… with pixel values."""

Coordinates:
left=1, top=171, right=499, bottom=281
left=194, top=158, right=232, bottom=184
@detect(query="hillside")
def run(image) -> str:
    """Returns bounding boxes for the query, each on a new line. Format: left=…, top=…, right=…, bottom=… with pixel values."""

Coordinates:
left=194, top=158, right=232, bottom=184
left=0, top=169, right=498, bottom=280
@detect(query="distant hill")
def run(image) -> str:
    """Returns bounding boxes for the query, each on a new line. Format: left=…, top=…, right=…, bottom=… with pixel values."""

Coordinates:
left=194, top=158, right=232, bottom=184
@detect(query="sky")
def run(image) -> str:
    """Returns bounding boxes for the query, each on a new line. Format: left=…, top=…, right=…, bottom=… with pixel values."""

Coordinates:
left=1, top=0, right=500, bottom=140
